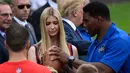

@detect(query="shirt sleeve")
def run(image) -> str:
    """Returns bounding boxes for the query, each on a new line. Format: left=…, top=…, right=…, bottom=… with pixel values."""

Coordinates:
left=100, top=38, right=130, bottom=73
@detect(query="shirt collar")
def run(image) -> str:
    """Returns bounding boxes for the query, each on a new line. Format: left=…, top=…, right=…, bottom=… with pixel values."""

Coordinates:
left=48, top=0, right=57, bottom=9
left=63, top=18, right=76, bottom=31
left=78, top=26, right=87, bottom=32
left=13, top=16, right=28, bottom=26
left=0, top=30, right=5, bottom=38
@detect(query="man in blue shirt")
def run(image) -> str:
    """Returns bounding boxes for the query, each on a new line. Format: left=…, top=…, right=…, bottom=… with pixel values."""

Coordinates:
left=77, top=24, right=93, bottom=41
left=49, top=1, right=130, bottom=73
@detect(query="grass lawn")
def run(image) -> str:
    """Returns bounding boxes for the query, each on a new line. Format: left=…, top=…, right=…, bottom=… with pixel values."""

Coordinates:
left=108, top=2, right=130, bottom=33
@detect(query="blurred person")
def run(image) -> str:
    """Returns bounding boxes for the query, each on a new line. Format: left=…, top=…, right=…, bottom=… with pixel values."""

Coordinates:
left=5, top=0, right=37, bottom=47
left=76, top=64, right=98, bottom=73
left=28, top=7, right=78, bottom=73
left=28, top=0, right=57, bottom=41
left=49, top=1, right=130, bottom=73
left=30, top=0, right=47, bottom=14
left=0, top=1, right=12, bottom=64
left=0, top=23, right=51, bottom=73
left=57, top=0, right=91, bottom=61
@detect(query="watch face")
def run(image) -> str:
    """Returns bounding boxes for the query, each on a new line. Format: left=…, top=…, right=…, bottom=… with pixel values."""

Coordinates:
left=69, top=56, right=74, bottom=60
left=69, top=56, right=75, bottom=63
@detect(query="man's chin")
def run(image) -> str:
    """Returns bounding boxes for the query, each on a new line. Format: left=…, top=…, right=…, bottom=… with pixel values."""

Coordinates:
left=4, top=26, right=10, bottom=29
left=22, top=17, right=28, bottom=20
left=5, top=27, right=9, bottom=29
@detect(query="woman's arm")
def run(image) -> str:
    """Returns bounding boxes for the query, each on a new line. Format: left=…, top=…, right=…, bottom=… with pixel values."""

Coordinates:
left=28, top=46, right=37, bottom=63
left=71, top=45, right=79, bottom=72
left=72, top=45, right=78, bottom=59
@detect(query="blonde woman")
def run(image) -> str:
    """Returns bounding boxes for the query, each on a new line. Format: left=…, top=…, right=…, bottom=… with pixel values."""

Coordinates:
left=28, top=7, right=78, bottom=73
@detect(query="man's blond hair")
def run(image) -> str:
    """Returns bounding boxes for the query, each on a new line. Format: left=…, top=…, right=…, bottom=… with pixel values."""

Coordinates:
left=76, top=64, right=99, bottom=73
left=57, top=0, right=84, bottom=18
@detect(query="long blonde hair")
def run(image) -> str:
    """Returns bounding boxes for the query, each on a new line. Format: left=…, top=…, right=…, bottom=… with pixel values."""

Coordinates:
left=39, top=7, right=70, bottom=61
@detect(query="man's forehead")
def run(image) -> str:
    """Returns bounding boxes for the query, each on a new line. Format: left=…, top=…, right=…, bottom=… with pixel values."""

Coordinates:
left=0, top=5, right=12, bottom=13
left=0, top=4, right=9, bottom=8
left=12, top=0, right=30, bottom=4
left=83, top=13, right=90, bottom=18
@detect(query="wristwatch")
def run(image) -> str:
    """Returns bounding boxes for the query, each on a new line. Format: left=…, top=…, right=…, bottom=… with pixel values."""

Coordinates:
left=68, top=56, right=75, bottom=64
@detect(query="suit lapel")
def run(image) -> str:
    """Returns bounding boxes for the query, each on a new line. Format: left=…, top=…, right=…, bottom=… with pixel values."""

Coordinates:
left=63, top=21, right=82, bottom=40
left=27, top=23, right=37, bottom=43
left=13, top=18, right=37, bottom=42
left=0, top=34, right=5, bottom=45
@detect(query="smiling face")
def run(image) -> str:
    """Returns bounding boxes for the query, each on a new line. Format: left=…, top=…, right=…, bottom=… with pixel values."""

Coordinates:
left=46, top=16, right=59, bottom=37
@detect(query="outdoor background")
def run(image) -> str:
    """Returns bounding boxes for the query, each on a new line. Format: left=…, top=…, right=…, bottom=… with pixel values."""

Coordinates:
left=0, top=0, right=130, bottom=33
left=91, top=0, right=130, bottom=33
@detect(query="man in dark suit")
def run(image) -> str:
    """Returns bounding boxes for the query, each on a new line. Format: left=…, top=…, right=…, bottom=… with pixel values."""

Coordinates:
left=0, top=2, right=12, bottom=64
left=58, top=0, right=91, bottom=61
left=63, top=20, right=91, bottom=58
left=28, top=0, right=57, bottom=41
left=9, top=0, right=37, bottom=46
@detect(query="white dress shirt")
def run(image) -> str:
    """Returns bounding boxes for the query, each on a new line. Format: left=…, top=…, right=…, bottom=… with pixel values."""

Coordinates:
left=13, top=16, right=28, bottom=27
left=48, top=0, right=57, bottom=9
left=63, top=18, right=76, bottom=31
left=30, top=0, right=47, bottom=12
left=0, top=30, right=5, bottom=38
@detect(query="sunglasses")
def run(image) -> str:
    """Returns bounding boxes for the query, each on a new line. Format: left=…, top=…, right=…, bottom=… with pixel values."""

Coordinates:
left=17, top=4, right=31, bottom=9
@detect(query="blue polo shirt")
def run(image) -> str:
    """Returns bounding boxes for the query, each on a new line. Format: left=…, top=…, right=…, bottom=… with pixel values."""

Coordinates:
left=87, top=23, right=130, bottom=73
left=77, top=27, right=93, bottom=42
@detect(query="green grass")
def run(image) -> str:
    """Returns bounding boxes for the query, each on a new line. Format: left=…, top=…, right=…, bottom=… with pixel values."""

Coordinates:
left=108, top=2, right=130, bottom=33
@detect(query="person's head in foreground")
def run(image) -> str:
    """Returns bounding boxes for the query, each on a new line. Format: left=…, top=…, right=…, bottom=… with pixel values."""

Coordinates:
left=76, top=64, right=98, bottom=73
left=6, top=22, right=29, bottom=56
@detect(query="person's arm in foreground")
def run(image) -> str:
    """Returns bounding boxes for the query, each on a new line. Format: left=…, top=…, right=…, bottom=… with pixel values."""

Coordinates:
left=49, top=47, right=114, bottom=73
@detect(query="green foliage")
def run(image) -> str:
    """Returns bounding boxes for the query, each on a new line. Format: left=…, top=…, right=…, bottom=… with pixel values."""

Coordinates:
left=3, top=0, right=11, bottom=4
left=108, top=2, right=130, bottom=33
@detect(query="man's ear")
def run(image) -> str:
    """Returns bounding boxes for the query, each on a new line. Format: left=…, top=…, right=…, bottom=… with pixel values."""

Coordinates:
left=4, top=41, right=10, bottom=50
left=94, top=16, right=104, bottom=24
left=72, top=10, right=78, bottom=17
left=10, top=4, right=15, bottom=14
left=10, top=4, right=13, bottom=9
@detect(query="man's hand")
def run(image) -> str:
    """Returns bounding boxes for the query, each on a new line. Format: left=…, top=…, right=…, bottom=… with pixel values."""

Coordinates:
left=49, top=46, right=69, bottom=64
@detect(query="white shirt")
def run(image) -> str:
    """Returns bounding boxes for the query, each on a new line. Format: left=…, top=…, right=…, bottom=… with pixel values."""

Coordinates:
left=48, top=0, right=57, bottom=9
left=30, top=0, right=47, bottom=12
left=30, top=0, right=57, bottom=14
left=0, top=30, right=5, bottom=38
left=63, top=18, right=76, bottom=31
left=13, top=16, right=28, bottom=27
